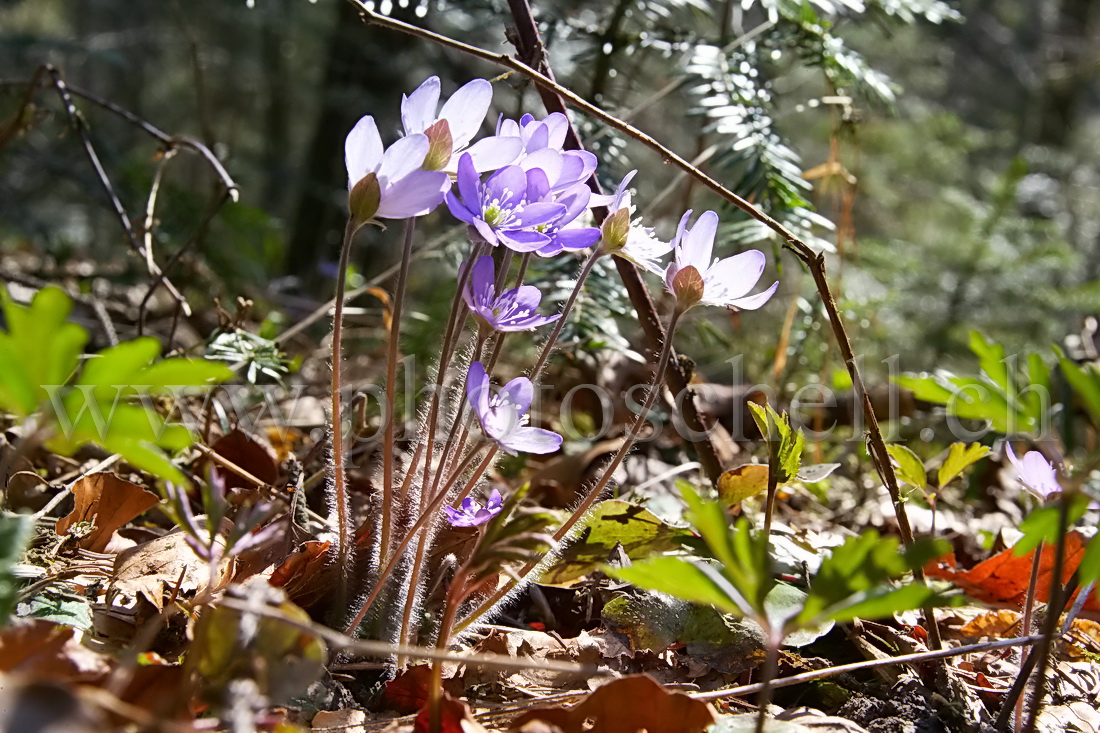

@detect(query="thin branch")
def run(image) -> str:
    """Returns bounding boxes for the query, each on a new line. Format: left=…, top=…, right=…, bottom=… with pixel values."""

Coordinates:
left=693, top=633, right=1048, bottom=701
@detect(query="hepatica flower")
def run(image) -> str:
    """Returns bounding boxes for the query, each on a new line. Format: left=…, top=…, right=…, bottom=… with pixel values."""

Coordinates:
left=467, top=361, right=562, bottom=456
left=446, top=154, right=565, bottom=252
left=663, top=210, right=778, bottom=311
left=462, top=255, right=560, bottom=332
left=599, top=170, right=671, bottom=274
left=401, top=75, right=521, bottom=174
left=445, top=488, right=503, bottom=527
left=345, top=115, right=449, bottom=222
left=1005, top=443, right=1061, bottom=500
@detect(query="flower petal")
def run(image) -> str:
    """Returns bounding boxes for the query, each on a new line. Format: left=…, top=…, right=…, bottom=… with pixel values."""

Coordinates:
left=402, top=75, right=441, bottom=134
left=499, top=376, right=533, bottom=415
left=466, top=361, right=491, bottom=429
left=515, top=202, right=566, bottom=228
left=456, top=153, right=481, bottom=211
left=375, top=170, right=447, bottom=219
left=438, top=78, right=492, bottom=149
left=502, top=426, right=563, bottom=455
left=705, top=249, right=767, bottom=300
left=716, top=281, right=779, bottom=311
left=378, top=134, right=430, bottom=184
left=345, top=116, right=383, bottom=188
left=498, top=229, right=551, bottom=252
left=553, top=227, right=601, bottom=251
left=679, top=210, right=718, bottom=269
left=460, top=136, right=523, bottom=173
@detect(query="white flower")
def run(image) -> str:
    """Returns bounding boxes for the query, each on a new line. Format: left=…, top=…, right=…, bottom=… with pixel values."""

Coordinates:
left=663, top=209, right=778, bottom=311
left=599, top=170, right=672, bottom=274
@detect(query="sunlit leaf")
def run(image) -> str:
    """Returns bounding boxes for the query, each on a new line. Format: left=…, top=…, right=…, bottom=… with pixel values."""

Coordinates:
left=937, top=442, right=989, bottom=488
left=886, top=444, right=926, bottom=490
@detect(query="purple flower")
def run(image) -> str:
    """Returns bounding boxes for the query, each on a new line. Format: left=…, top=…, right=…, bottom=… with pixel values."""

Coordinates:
left=497, top=113, right=597, bottom=192
left=345, top=115, right=449, bottom=220
left=1005, top=443, right=1061, bottom=500
left=597, top=170, right=671, bottom=274
left=445, top=154, right=566, bottom=252
left=466, top=361, right=562, bottom=456
left=509, top=182, right=601, bottom=258
left=462, top=255, right=560, bottom=332
left=663, top=210, right=778, bottom=311
left=444, top=488, right=504, bottom=527
left=400, top=76, right=521, bottom=174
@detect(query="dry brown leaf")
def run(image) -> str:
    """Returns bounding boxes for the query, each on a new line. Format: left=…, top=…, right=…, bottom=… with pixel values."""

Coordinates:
left=957, top=610, right=1021, bottom=639
left=55, top=473, right=159, bottom=553
left=109, top=529, right=229, bottom=609
left=210, top=429, right=278, bottom=491
left=413, top=692, right=487, bottom=733
left=0, top=620, right=110, bottom=683
left=509, top=675, right=715, bottom=733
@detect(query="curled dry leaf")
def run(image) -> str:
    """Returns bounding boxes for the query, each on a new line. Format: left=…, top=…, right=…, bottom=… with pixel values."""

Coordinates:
left=509, top=674, right=715, bottom=733
left=110, top=529, right=231, bottom=610
left=56, top=472, right=159, bottom=553
left=413, top=691, right=487, bottom=733
left=384, top=664, right=464, bottom=714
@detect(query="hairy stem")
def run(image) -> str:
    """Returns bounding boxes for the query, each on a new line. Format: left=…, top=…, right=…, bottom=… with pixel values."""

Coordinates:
left=1014, top=540, right=1044, bottom=733
left=755, top=627, right=783, bottom=733
left=330, top=219, right=359, bottom=603
left=453, top=308, right=682, bottom=633
left=345, top=445, right=498, bottom=634
left=380, top=218, right=417, bottom=562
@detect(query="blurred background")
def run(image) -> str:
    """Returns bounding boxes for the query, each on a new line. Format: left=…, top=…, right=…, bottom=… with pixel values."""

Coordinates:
left=1, top=0, right=1098, bottom=395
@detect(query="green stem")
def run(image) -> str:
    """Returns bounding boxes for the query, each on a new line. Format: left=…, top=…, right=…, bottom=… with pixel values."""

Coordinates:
left=755, top=626, right=783, bottom=733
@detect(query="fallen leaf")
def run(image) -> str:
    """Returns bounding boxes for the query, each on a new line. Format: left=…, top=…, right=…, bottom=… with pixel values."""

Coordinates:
left=110, top=529, right=229, bottom=610
left=509, top=675, right=715, bottom=733
left=384, top=664, right=463, bottom=714
left=0, top=619, right=110, bottom=682
left=313, top=709, right=367, bottom=732
left=210, top=429, right=278, bottom=491
left=540, top=500, right=690, bottom=584
left=56, top=473, right=159, bottom=552
left=269, top=539, right=332, bottom=608
left=0, top=680, right=102, bottom=732
left=957, top=610, right=1021, bottom=639
left=926, top=532, right=1099, bottom=611
left=718, top=464, right=770, bottom=506
left=414, top=692, right=487, bottom=733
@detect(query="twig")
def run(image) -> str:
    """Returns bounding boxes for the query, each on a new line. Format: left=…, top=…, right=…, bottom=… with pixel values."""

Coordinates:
left=216, top=594, right=606, bottom=675
left=693, top=633, right=1048, bottom=701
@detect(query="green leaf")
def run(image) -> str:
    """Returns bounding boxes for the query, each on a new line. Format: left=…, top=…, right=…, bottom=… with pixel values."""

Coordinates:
left=136, top=358, right=235, bottom=390
left=1078, top=534, right=1100, bottom=585
left=0, top=513, right=33, bottom=625
left=1057, top=348, right=1100, bottom=427
left=824, top=584, right=958, bottom=625
left=764, top=582, right=833, bottom=646
left=1013, top=496, right=1091, bottom=557
left=609, top=557, right=748, bottom=617
left=886, top=444, right=927, bottom=490
left=0, top=286, right=88, bottom=417
left=969, top=330, right=1008, bottom=391
left=797, top=532, right=949, bottom=627
left=937, top=442, right=990, bottom=488
left=19, top=587, right=93, bottom=630
left=541, top=500, right=691, bottom=584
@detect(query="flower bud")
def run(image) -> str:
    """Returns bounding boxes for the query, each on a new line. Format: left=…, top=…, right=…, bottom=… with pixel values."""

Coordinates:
left=599, top=208, right=631, bottom=254
left=348, top=172, right=380, bottom=225
left=422, top=119, right=453, bottom=172
left=670, top=265, right=705, bottom=311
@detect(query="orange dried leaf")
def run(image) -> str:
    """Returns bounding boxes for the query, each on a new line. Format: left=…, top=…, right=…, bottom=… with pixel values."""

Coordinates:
left=55, top=472, right=159, bottom=552
left=509, top=675, right=715, bottom=733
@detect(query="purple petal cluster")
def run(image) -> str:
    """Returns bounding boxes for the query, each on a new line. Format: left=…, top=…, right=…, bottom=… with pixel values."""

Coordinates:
left=445, top=488, right=504, bottom=527
left=445, top=154, right=599, bottom=257
left=663, top=210, right=779, bottom=311
left=466, top=361, right=562, bottom=456
left=462, top=255, right=560, bottom=332
left=1005, top=443, right=1061, bottom=501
